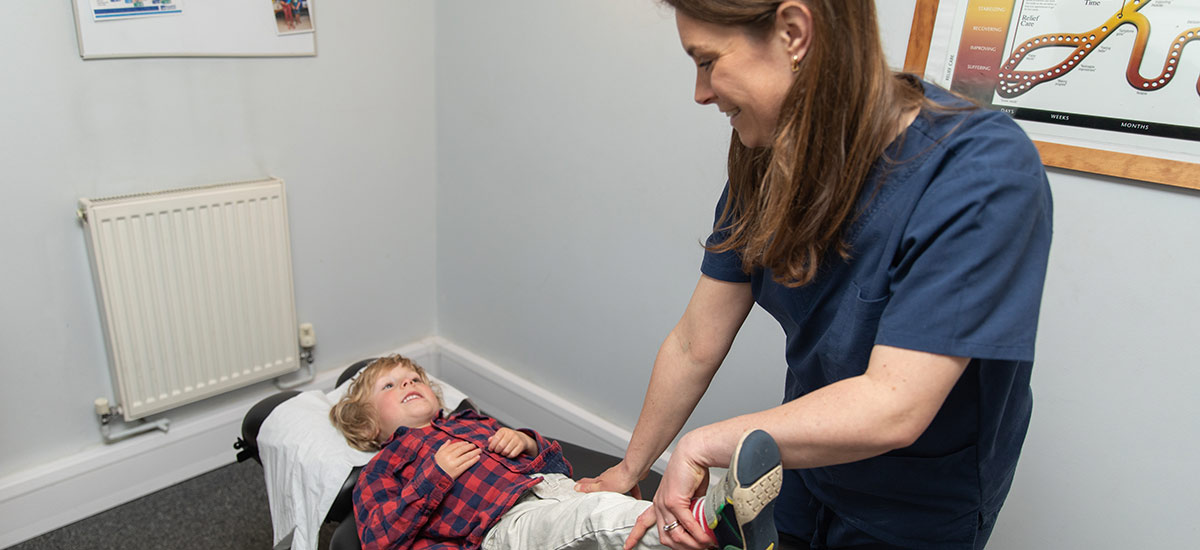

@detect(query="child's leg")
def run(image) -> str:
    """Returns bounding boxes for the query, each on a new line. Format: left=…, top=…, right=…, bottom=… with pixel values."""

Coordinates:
left=689, top=497, right=717, bottom=540
left=482, top=473, right=662, bottom=550
left=702, top=430, right=783, bottom=550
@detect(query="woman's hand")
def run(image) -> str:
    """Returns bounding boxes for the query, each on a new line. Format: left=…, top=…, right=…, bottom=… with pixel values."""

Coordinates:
left=488, top=427, right=537, bottom=458
left=624, top=432, right=716, bottom=550
left=574, top=462, right=646, bottom=500
left=435, top=440, right=482, bottom=479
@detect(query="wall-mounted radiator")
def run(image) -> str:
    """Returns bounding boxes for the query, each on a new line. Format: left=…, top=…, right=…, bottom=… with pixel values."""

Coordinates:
left=79, top=178, right=300, bottom=421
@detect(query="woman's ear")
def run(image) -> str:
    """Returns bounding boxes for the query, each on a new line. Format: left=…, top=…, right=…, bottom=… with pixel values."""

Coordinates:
left=775, top=1, right=813, bottom=62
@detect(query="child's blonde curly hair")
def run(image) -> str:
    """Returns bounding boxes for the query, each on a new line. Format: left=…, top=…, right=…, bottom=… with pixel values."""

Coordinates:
left=329, top=354, right=444, bottom=452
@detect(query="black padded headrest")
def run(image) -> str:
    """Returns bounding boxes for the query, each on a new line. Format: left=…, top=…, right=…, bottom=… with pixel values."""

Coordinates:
left=336, top=358, right=378, bottom=389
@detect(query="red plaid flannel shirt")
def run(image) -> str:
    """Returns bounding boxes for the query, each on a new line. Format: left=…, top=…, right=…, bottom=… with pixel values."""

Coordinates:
left=353, top=409, right=573, bottom=550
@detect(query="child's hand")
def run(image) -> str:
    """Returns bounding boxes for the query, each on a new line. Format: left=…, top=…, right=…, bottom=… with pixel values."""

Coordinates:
left=434, top=440, right=482, bottom=479
left=487, top=428, right=537, bottom=458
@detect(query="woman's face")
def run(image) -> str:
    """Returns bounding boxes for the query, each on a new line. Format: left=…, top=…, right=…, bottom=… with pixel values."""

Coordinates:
left=676, top=11, right=797, bottom=149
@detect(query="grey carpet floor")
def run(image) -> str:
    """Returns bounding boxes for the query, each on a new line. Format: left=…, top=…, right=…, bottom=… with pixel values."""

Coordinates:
left=7, top=460, right=335, bottom=550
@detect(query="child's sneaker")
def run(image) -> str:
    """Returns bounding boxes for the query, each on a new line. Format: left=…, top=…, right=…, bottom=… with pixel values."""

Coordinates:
left=703, top=429, right=782, bottom=550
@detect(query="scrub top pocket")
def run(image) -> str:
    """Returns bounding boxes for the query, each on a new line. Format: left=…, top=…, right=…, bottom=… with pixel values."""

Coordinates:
left=816, top=281, right=890, bottom=382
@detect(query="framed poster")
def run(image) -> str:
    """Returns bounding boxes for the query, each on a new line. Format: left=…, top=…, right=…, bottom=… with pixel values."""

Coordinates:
left=909, top=0, right=1199, bottom=190
left=88, top=0, right=183, bottom=21
left=72, top=0, right=316, bottom=58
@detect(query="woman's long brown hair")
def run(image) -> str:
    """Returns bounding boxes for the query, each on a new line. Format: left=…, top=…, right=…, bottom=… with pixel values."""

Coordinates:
left=664, top=0, right=926, bottom=287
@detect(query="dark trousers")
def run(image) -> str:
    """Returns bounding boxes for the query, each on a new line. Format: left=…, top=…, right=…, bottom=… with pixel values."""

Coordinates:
left=779, top=531, right=904, bottom=550
left=778, top=507, right=995, bottom=550
left=776, top=496, right=904, bottom=550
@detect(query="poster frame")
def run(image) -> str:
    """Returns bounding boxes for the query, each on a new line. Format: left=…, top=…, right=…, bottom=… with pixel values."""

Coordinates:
left=904, top=0, right=1199, bottom=190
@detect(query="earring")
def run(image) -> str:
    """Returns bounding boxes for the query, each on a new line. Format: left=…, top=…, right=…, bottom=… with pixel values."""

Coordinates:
left=791, top=54, right=801, bottom=73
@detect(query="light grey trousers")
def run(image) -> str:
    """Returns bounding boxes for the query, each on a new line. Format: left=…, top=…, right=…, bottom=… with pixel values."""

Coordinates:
left=481, top=474, right=665, bottom=550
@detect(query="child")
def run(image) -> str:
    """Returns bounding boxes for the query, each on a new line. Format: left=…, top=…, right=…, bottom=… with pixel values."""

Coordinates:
left=279, top=0, right=294, bottom=30
left=330, top=354, right=780, bottom=550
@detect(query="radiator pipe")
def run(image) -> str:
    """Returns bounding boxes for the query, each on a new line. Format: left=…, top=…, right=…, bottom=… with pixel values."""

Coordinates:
left=94, top=398, right=170, bottom=444
left=274, top=346, right=316, bottom=390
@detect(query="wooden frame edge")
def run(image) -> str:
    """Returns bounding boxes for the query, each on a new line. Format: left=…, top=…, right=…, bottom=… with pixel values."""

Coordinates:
left=902, top=0, right=1200, bottom=191
left=1035, top=141, right=1200, bottom=190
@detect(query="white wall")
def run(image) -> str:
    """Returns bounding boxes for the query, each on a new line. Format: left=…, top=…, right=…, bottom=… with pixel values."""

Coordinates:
left=4, top=0, right=1197, bottom=547
left=435, top=0, right=786, bottom=446
left=0, top=1, right=438, bottom=477
left=436, top=1, right=1200, bottom=549
left=999, top=172, right=1200, bottom=548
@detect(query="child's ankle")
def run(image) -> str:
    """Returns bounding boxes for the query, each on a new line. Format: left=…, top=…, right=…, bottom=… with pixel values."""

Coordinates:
left=690, top=497, right=717, bottom=540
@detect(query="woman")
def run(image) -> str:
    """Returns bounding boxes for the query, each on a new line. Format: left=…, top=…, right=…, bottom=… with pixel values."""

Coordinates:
left=575, top=2, right=1052, bottom=549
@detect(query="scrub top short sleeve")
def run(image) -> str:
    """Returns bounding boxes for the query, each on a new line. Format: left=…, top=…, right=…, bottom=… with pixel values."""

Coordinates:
left=875, top=122, right=1053, bottom=362
left=701, top=185, right=752, bottom=284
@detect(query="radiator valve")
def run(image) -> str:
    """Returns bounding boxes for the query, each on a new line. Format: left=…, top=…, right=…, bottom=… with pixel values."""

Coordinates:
left=299, top=323, right=316, bottom=348
left=94, top=397, right=117, bottom=424
left=93, top=397, right=169, bottom=443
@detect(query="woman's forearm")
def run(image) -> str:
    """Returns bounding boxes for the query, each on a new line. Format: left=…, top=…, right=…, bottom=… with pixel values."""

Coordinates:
left=622, top=276, right=754, bottom=478
left=620, top=327, right=722, bottom=478
left=680, top=345, right=971, bottom=470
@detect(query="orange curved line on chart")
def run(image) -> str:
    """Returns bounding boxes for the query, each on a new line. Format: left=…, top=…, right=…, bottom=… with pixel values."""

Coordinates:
left=995, top=0, right=1199, bottom=99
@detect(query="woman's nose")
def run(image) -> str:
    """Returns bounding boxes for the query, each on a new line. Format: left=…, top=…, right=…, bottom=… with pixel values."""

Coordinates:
left=694, top=75, right=715, bottom=105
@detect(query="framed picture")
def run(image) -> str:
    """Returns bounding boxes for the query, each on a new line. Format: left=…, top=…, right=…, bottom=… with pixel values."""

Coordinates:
left=904, top=0, right=1199, bottom=190
left=272, top=0, right=315, bottom=36
left=73, top=0, right=315, bottom=58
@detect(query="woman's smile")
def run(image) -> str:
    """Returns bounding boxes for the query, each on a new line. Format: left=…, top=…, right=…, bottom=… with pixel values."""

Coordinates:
left=676, top=11, right=798, bottom=148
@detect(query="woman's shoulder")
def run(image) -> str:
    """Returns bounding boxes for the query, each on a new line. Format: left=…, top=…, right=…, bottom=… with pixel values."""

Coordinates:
left=917, top=82, right=1018, bottom=132
left=911, top=82, right=1042, bottom=174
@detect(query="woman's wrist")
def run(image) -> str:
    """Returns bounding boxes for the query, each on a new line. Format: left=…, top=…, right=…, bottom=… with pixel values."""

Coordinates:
left=674, top=429, right=712, bottom=469
left=678, top=423, right=742, bottom=470
left=615, top=454, right=651, bottom=483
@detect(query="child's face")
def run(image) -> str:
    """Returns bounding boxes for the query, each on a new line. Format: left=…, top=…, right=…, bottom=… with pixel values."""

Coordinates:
left=369, top=365, right=440, bottom=441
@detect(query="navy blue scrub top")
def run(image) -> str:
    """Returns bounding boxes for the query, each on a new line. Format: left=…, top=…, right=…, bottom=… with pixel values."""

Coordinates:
left=701, top=82, right=1053, bottom=549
